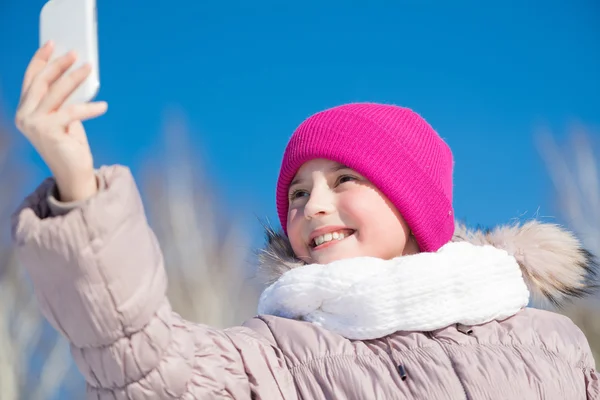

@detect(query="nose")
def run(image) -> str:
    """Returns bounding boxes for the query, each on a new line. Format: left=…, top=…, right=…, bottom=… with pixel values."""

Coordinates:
left=304, top=186, right=335, bottom=220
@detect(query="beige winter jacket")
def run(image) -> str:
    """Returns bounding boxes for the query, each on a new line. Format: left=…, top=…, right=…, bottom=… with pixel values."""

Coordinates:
left=12, top=165, right=600, bottom=399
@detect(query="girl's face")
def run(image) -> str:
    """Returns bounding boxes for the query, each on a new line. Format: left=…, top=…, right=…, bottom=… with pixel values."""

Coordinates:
left=287, top=159, right=419, bottom=265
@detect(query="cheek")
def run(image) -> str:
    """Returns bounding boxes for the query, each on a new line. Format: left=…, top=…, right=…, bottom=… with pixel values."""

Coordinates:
left=340, top=189, right=410, bottom=246
left=287, top=207, right=306, bottom=255
left=336, top=191, right=372, bottom=226
left=371, top=200, right=412, bottom=255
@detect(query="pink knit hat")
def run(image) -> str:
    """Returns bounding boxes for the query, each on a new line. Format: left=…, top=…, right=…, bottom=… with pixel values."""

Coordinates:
left=276, top=103, right=455, bottom=253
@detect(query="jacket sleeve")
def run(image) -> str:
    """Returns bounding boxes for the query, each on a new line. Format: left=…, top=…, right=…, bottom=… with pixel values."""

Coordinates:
left=11, top=165, right=291, bottom=399
left=569, top=317, right=600, bottom=400
left=586, top=368, right=599, bottom=399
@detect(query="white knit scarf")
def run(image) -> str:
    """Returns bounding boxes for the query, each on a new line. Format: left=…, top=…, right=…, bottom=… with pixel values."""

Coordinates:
left=257, top=242, right=530, bottom=340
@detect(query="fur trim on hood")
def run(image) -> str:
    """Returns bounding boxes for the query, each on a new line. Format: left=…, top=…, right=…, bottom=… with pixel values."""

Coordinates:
left=257, top=221, right=598, bottom=310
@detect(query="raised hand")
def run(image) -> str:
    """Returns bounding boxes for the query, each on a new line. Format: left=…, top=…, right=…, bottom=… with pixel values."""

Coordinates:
left=15, top=40, right=107, bottom=202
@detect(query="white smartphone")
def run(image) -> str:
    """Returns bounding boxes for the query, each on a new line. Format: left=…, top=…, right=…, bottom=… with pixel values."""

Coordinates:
left=39, top=0, right=100, bottom=106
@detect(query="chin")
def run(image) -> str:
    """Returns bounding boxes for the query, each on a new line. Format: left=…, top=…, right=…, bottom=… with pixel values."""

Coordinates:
left=311, top=251, right=362, bottom=265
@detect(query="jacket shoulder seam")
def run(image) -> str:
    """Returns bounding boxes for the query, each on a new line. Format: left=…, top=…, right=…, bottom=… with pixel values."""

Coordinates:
left=255, top=316, right=283, bottom=347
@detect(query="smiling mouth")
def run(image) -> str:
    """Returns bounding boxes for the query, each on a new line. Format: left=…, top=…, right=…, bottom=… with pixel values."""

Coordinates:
left=310, top=229, right=356, bottom=250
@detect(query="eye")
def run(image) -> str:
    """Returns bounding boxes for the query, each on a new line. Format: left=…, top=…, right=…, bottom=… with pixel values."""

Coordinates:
left=289, top=189, right=308, bottom=202
left=337, top=174, right=358, bottom=185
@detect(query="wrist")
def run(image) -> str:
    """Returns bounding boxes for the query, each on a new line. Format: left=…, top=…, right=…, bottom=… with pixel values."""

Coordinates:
left=56, top=172, right=98, bottom=202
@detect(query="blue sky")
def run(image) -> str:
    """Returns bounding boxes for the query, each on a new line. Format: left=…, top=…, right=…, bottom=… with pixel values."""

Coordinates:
left=1, top=0, right=599, bottom=252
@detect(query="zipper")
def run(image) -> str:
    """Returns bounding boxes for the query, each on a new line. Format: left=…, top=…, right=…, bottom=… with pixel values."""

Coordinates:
left=426, top=331, right=470, bottom=400
left=384, top=337, right=408, bottom=382
left=397, top=364, right=408, bottom=381
left=457, top=324, right=473, bottom=335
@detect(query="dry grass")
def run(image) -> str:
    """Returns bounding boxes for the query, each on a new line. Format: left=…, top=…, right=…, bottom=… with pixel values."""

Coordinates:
left=140, top=110, right=261, bottom=327
left=537, top=126, right=600, bottom=365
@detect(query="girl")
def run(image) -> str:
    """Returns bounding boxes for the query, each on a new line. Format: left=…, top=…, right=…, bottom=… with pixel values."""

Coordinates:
left=12, top=43, right=599, bottom=399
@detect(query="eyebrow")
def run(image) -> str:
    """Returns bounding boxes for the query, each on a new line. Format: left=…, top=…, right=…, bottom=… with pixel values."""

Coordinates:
left=289, top=164, right=351, bottom=188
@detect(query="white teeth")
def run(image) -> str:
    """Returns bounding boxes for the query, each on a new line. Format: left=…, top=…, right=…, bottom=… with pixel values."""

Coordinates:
left=313, top=230, right=350, bottom=247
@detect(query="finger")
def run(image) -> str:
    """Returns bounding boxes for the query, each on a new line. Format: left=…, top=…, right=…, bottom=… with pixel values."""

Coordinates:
left=55, top=101, right=108, bottom=126
left=21, top=41, right=55, bottom=97
left=36, top=63, right=93, bottom=113
left=19, top=51, right=78, bottom=115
